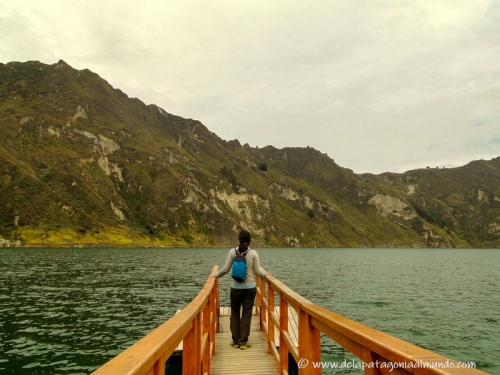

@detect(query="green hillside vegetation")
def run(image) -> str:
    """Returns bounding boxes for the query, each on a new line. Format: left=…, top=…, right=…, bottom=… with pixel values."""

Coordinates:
left=0, top=60, right=498, bottom=248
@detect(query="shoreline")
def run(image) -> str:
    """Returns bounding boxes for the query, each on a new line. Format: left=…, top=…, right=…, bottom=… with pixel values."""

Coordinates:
left=2, top=245, right=498, bottom=249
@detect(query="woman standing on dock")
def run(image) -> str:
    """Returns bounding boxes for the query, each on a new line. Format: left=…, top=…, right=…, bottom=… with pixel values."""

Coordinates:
left=211, top=230, right=270, bottom=350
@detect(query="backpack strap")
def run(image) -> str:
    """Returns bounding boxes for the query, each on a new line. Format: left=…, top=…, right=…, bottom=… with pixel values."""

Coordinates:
left=235, top=247, right=249, bottom=256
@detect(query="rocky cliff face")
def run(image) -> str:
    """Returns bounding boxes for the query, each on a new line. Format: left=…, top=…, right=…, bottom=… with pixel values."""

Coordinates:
left=0, top=60, right=498, bottom=248
left=372, top=161, right=500, bottom=248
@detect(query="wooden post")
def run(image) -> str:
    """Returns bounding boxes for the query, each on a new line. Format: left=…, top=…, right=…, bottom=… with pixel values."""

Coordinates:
left=260, top=277, right=267, bottom=331
left=255, top=276, right=261, bottom=324
left=363, top=348, right=381, bottom=375
left=182, top=319, right=198, bottom=375
left=268, top=285, right=275, bottom=352
left=298, top=310, right=310, bottom=375
left=279, top=295, right=289, bottom=375
left=308, top=320, right=321, bottom=375
left=209, top=286, right=215, bottom=354
left=153, top=354, right=166, bottom=375
left=195, top=312, right=202, bottom=374
left=202, top=301, right=211, bottom=375
left=215, top=278, right=220, bottom=333
left=299, top=309, right=321, bottom=375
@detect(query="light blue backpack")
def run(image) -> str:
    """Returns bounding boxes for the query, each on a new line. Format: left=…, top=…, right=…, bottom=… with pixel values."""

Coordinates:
left=231, top=248, right=248, bottom=282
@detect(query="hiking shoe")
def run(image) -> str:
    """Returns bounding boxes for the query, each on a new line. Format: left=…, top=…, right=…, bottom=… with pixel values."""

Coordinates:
left=231, top=341, right=240, bottom=348
left=240, top=343, right=251, bottom=350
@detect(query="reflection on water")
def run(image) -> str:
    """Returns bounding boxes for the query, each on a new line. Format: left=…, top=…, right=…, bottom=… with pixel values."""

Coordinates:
left=0, top=248, right=498, bottom=374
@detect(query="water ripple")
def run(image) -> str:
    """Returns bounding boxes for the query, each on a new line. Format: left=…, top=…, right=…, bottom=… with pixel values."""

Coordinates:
left=0, top=248, right=499, bottom=374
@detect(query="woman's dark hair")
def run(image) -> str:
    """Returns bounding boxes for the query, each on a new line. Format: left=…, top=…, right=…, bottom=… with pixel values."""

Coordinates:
left=238, top=230, right=251, bottom=253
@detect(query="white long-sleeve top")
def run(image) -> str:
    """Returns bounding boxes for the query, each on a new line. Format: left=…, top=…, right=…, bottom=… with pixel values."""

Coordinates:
left=213, top=247, right=267, bottom=289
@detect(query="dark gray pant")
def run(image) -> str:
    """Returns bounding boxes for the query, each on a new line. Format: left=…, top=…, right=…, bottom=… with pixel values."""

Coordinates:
left=230, top=287, right=256, bottom=345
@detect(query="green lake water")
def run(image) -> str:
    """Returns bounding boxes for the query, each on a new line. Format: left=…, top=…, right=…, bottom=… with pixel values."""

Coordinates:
left=0, top=248, right=498, bottom=374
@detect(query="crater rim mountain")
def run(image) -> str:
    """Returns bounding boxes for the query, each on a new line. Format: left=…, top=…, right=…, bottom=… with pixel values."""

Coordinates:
left=1, top=59, right=499, bottom=248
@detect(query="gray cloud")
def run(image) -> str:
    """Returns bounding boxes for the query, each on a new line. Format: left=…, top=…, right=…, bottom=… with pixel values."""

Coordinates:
left=1, top=0, right=499, bottom=173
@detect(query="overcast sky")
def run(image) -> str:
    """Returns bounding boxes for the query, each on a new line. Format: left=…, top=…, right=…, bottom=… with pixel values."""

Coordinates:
left=1, top=0, right=499, bottom=173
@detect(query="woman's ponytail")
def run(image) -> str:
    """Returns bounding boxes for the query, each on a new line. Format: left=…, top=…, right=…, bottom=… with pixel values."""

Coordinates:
left=238, top=230, right=251, bottom=253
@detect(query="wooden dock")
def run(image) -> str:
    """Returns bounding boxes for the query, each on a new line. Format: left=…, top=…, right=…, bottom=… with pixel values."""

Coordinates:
left=173, top=306, right=298, bottom=374
left=174, top=307, right=299, bottom=354
left=210, top=309, right=279, bottom=375
left=91, top=268, right=490, bottom=375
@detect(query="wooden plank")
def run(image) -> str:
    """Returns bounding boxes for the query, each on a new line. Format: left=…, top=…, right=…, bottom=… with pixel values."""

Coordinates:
left=210, top=315, right=279, bottom=375
left=364, top=348, right=382, bottom=375
left=270, top=341, right=280, bottom=364
left=201, top=332, right=209, bottom=358
left=298, top=310, right=309, bottom=375
left=273, top=306, right=299, bottom=349
left=268, top=284, right=275, bottom=354
left=203, top=299, right=211, bottom=375
left=282, top=331, right=298, bottom=362
left=261, top=272, right=311, bottom=310
left=279, top=296, right=289, bottom=375
left=215, top=278, right=220, bottom=337
left=182, top=315, right=198, bottom=375
left=262, top=321, right=268, bottom=336
left=153, top=354, right=166, bottom=375
left=177, top=305, right=298, bottom=355
left=218, top=306, right=258, bottom=317
left=311, top=316, right=365, bottom=359
left=177, top=305, right=257, bottom=352
left=176, top=306, right=298, bottom=375
left=211, top=363, right=279, bottom=368
left=270, top=311, right=280, bottom=331
left=287, top=306, right=300, bottom=347
left=212, top=372, right=279, bottom=375
left=210, top=289, right=215, bottom=357
left=260, top=277, right=267, bottom=330
left=308, top=320, right=321, bottom=375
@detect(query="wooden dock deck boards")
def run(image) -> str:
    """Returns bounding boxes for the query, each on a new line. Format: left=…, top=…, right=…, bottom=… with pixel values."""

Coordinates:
left=219, top=306, right=299, bottom=348
left=173, top=305, right=298, bottom=374
left=210, top=313, right=279, bottom=375
left=174, top=306, right=299, bottom=353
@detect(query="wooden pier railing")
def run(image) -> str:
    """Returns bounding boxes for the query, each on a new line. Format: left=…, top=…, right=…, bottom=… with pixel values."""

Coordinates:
left=255, top=271, right=488, bottom=375
left=91, top=266, right=219, bottom=375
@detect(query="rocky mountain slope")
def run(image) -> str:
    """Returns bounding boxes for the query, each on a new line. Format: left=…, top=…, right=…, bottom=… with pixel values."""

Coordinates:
left=0, top=60, right=498, bottom=248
